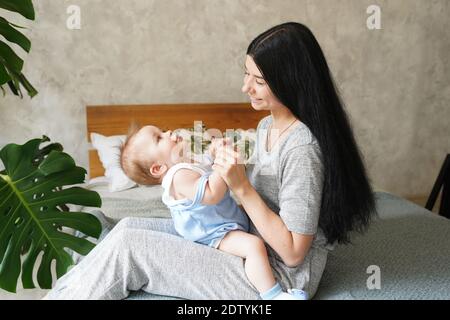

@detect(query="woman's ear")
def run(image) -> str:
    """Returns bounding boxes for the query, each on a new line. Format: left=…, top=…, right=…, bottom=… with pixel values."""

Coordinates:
left=149, top=163, right=168, bottom=178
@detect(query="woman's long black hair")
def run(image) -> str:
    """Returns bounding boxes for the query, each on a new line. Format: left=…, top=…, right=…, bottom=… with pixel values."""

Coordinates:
left=248, top=22, right=376, bottom=244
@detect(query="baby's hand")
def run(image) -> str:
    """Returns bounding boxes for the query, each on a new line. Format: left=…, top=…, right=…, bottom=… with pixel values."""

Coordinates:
left=208, top=137, right=232, bottom=159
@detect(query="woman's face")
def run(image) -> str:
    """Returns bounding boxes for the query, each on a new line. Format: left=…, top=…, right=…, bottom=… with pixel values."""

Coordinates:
left=242, top=55, right=284, bottom=111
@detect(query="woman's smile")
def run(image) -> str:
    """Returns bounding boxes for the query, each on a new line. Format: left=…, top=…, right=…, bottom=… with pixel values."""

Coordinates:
left=250, top=97, right=263, bottom=104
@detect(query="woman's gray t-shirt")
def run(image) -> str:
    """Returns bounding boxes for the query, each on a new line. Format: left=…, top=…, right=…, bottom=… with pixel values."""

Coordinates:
left=245, top=115, right=333, bottom=297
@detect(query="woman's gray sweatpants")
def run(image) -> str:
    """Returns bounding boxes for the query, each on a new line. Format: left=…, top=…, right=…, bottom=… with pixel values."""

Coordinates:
left=46, top=216, right=262, bottom=300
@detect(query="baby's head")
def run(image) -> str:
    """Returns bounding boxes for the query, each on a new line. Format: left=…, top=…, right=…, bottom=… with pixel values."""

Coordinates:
left=120, top=125, right=186, bottom=185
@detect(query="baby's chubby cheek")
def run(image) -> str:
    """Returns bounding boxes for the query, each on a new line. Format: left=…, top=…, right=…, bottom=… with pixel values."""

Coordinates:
left=170, top=141, right=190, bottom=162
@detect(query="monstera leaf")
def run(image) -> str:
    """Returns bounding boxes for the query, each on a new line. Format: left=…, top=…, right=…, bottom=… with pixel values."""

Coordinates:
left=0, top=136, right=102, bottom=293
left=0, top=0, right=37, bottom=98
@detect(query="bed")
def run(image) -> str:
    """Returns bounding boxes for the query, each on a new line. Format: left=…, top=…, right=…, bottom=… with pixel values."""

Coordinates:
left=83, top=103, right=450, bottom=300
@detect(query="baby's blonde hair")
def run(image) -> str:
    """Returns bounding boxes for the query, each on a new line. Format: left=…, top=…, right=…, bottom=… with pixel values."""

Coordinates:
left=120, top=122, right=161, bottom=185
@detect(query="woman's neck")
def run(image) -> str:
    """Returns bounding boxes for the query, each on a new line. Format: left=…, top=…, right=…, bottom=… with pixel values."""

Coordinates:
left=270, top=108, right=297, bottom=128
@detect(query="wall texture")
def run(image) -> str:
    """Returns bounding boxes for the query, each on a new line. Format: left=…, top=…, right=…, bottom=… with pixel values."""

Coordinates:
left=0, top=0, right=449, bottom=198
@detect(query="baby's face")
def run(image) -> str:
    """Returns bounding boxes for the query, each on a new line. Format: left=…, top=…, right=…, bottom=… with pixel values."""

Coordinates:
left=132, top=125, right=187, bottom=167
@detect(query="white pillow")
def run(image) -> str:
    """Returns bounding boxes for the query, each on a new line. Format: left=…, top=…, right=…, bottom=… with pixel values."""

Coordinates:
left=90, top=132, right=137, bottom=192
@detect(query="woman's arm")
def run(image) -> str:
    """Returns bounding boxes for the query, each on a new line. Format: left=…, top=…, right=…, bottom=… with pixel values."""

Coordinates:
left=234, top=182, right=313, bottom=267
left=212, top=148, right=313, bottom=267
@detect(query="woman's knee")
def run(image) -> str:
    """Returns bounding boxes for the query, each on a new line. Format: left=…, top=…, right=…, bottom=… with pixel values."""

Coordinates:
left=102, top=221, right=136, bottom=250
left=104, top=228, right=137, bottom=259
left=113, top=216, right=137, bottom=231
left=108, top=227, right=159, bottom=251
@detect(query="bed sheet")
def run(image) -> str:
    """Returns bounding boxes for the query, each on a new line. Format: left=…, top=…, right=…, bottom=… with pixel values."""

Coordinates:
left=78, top=176, right=171, bottom=222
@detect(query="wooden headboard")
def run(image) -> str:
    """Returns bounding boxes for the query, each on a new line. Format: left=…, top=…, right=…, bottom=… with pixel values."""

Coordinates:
left=86, top=103, right=270, bottom=178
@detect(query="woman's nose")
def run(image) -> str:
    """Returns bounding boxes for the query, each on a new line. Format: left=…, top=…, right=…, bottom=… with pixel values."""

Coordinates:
left=242, top=80, right=251, bottom=94
left=242, top=84, right=255, bottom=95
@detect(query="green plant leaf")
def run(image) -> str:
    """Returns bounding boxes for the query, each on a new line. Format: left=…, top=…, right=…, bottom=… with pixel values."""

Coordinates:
left=1, top=56, right=37, bottom=97
left=0, top=0, right=35, bottom=20
left=0, top=136, right=102, bottom=293
left=0, top=62, right=10, bottom=85
left=0, top=40, right=23, bottom=73
left=0, top=0, right=36, bottom=98
left=0, top=17, right=31, bottom=52
left=15, top=71, right=37, bottom=97
left=6, top=79, right=17, bottom=95
left=6, top=22, right=27, bottom=30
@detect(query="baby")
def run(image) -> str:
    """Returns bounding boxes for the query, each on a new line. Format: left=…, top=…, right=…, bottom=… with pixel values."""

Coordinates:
left=120, top=125, right=307, bottom=300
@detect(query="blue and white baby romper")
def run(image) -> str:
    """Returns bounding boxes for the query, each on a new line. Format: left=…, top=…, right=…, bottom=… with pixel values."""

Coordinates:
left=161, top=158, right=249, bottom=248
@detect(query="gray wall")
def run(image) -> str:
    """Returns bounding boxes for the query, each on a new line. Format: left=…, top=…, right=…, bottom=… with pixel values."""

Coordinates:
left=0, top=0, right=449, bottom=198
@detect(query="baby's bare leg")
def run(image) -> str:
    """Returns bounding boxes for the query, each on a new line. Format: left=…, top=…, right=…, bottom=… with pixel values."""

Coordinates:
left=218, top=230, right=276, bottom=293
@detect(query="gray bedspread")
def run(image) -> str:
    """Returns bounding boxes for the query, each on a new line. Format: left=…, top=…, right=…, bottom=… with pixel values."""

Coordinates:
left=83, top=181, right=450, bottom=300
left=315, top=192, right=450, bottom=299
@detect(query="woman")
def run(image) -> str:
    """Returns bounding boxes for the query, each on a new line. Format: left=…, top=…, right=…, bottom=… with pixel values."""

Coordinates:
left=46, top=22, right=375, bottom=300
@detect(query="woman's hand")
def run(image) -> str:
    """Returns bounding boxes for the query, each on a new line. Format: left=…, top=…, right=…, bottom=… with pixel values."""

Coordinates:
left=212, top=142, right=251, bottom=197
left=207, top=137, right=226, bottom=159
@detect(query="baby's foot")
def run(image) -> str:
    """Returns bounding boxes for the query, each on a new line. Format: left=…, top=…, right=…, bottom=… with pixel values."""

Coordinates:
left=272, top=291, right=297, bottom=300
left=272, top=289, right=308, bottom=300
left=273, top=289, right=308, bottom=300
left=287, top=288, right=309, bottom=300
left=260, top=283, right=309, bottom=300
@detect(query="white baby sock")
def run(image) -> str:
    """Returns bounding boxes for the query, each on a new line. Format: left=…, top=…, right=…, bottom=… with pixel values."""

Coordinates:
left=260, top=283, right=308, bottom=300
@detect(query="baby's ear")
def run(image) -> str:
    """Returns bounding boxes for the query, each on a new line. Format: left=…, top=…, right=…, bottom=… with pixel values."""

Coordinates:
left=149, top=163, right=168, bottom=178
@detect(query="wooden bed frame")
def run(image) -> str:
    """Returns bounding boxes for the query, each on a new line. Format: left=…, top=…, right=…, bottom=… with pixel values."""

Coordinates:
left=86, top=103, right=270, bottom=178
